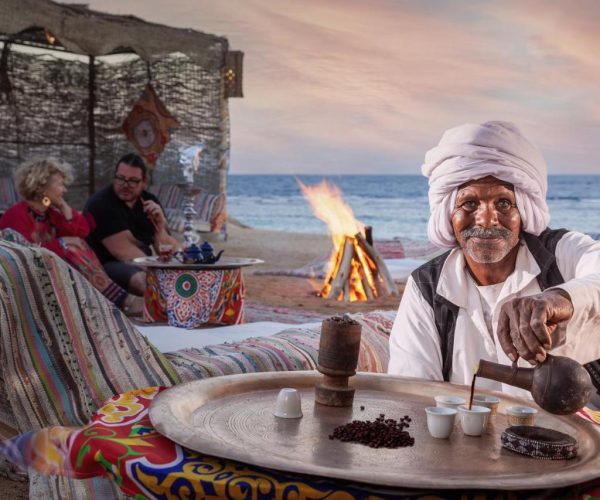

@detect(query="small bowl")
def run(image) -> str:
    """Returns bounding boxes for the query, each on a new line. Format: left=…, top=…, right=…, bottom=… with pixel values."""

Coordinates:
left=473, top=394, right=501, bottom=418
left=434, top=395, right=466, bottom=410
left=506, top=406, right=538, bottom=427
left=273, top=388, right=303, bottom=419
left=425, top=406, right=457, bottom=439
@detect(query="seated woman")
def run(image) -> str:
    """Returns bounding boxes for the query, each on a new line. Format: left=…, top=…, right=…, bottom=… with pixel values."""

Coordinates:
left=0, top=157, right=143, bottom=315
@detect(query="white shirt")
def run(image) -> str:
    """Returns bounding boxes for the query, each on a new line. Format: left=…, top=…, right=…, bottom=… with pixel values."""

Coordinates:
left=474, top=278, right=503, bottom=336
left=388, top=231, right=600, bottom=399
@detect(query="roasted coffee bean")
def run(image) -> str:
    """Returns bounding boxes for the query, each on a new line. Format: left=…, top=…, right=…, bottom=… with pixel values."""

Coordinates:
left=328, top=315, right=359, bottom=326
left=328, top=413, right=415, bottom=449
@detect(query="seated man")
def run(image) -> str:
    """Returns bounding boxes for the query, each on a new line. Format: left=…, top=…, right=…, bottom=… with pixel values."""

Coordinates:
left=388, top=121, right=600, bottom=399
left=85, top=153, right=178, bottom=295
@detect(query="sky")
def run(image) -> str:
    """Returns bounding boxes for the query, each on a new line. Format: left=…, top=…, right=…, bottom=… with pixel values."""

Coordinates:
left=60, top=0, right=600, bottom=175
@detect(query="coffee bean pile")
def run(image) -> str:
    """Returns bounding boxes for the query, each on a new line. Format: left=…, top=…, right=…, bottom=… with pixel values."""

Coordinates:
left=328, top=413, right=415, bottom=448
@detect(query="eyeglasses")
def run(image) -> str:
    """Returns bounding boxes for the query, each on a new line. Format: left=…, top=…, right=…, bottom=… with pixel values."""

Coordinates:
left=456, top=199, right=518, bottom=216
left=114, top=175, right=143, bottom=187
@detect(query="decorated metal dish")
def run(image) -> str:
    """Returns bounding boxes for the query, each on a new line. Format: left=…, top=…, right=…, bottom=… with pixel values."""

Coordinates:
left=501, top=426, right=578, bottom=460
left=149, top=371, right=600, bottom=490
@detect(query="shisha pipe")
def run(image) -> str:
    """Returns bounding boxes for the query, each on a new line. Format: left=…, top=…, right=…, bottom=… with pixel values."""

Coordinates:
left=178, top=145, right=204, bottom=252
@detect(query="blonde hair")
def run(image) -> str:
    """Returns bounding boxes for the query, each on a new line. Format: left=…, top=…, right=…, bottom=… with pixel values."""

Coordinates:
left=14, top=158, right=74, bottom=201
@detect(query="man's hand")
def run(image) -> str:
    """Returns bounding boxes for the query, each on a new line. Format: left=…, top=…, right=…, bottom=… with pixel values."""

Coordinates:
left=155, top=233, right=178, bottom=251
left=497, top=289, right=574, bottom=364
left=142, top=200, right=167, bottom=230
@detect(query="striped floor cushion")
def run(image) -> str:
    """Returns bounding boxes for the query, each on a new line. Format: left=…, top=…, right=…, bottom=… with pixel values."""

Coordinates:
left=166, top=310, right=394, bottom=382
left=0, top=241, right=180, bottom=498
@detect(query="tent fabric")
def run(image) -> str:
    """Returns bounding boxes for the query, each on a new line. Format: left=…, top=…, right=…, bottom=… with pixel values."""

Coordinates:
left=0, top=0, right=228, bottom=68
left=0, top=0, right=236, bottom=234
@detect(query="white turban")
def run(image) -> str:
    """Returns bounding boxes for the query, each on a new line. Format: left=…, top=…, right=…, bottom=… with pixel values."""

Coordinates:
left=422, top=121, right=550, bottom=248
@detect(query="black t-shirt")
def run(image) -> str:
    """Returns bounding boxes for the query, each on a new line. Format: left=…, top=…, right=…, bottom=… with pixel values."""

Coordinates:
left=84, top=186, right=161, bottom=264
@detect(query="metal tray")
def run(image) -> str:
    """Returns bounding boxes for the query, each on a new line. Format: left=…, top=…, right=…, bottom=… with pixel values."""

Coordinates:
left=149, top=371, right=600, bottom=490
left=132, top=256, right=263, bottom=270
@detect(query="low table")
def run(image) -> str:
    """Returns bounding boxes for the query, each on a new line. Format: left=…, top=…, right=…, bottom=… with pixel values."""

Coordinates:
left=4, top=377, right=600, bottom=499
left=151, top=371, right=600, bottom=490
left=132, top=256, right=262, bottom=328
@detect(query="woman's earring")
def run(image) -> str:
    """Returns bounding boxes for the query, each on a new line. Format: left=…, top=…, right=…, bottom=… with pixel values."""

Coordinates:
left=42, top=196, right=51, bottom=207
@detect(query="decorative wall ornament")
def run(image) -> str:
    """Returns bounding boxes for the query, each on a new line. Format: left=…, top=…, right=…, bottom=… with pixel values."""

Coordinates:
left=122, top=83, right=180, bottom=167
left=224, top=51, right=244, bottom=98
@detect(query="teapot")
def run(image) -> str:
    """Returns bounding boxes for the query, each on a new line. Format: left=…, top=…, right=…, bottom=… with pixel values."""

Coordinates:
left=174, top=241, right=223, bottom=265
left=476, top=354, right=594, bottom=415
left=174, top=243, right=203, bottom=264
left=200, top=241, right=224, bottom=264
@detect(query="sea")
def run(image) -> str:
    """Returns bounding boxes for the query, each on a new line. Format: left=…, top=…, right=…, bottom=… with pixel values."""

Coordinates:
left=227, top=175, right=600, bottom=242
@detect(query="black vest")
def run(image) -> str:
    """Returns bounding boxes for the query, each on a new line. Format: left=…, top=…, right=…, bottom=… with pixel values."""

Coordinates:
left=411, top=228, right=600, bottom=392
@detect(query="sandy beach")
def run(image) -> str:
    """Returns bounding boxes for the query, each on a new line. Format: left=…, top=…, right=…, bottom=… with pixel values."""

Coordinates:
left=0, top=222, right=403, bottom=497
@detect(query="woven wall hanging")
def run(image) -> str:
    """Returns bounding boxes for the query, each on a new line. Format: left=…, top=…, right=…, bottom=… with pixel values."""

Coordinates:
left=122, top=83, right=180, bottom=167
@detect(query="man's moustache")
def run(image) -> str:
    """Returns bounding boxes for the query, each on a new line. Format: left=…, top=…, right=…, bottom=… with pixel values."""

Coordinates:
left=461, top=227, right=512, bottom=239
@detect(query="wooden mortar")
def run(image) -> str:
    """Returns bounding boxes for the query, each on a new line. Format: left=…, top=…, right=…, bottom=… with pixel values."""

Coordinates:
left=315, top=315, right=362, bottom=407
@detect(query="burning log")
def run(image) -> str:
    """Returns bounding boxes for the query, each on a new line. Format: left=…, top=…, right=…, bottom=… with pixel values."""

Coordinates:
left=327, top=238, right=355, bottom=300
left=298, top=179, right=398, bottom=303
left=320, top=231, right=399, bottom=302
left=355, top=232, right=398, bottom=297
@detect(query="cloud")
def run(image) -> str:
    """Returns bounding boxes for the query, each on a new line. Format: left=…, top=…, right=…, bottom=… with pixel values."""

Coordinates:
left=62, top=0, right=600, bottom=173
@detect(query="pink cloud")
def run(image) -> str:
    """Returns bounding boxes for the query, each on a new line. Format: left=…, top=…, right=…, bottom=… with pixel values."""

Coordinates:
left=61, top=0, right=600, bottom=173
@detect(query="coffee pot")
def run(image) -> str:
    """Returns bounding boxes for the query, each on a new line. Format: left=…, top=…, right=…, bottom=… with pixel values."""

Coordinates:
left=476, top=354, right=595, bottom=415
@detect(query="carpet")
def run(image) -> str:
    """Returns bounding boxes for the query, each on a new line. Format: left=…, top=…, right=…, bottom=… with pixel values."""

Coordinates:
left=244, top=302, right=328, bottom=324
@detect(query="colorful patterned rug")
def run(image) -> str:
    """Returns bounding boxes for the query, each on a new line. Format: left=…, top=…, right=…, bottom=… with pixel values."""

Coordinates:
left=244, top=302, right=328, bottom=324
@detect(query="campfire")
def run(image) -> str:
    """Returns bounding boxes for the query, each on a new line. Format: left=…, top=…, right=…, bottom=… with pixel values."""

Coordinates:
left=299, top=180, right=398, bottom=302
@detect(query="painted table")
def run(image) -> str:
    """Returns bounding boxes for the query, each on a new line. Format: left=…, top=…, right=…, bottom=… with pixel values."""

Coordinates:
left=133, top=256, right=262, bottom=328
left=2, top=385, right=600, bottom=500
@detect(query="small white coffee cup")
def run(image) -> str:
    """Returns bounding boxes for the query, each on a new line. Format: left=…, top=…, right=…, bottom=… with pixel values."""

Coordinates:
left=506, top=405, right=537, bottom=426
left=458, top=405, right=491, bottom=436
left=473, top=394, right=501, bottom=419
left=425, top=406, right=457, bottom=439
left=434, top=395, right=466, bottom=410
left=273, top=388, right=303, bottom=419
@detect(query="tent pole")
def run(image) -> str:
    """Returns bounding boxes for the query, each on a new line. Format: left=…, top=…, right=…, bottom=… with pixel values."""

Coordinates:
left=87, top=55, right=96, bottom=195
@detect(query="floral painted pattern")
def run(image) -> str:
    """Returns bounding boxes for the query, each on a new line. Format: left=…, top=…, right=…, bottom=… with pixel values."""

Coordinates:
left=1, top=387, right=599, bottom=499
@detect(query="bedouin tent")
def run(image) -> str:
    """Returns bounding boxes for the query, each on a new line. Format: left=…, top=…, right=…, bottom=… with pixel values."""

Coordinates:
left=0, top=0, right=243, bottom=235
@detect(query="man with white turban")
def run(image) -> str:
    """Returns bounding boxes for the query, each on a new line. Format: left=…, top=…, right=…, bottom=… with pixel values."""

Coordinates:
left=388, top=121, right=600, bottom=399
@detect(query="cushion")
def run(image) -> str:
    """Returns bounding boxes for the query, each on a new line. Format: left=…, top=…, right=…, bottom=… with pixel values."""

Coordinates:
left=166, top=310, right=394, bottom=382
left=150, top=184, right=226, bottom=233
left=0, top=228, right=31, bottom=246
left=0, top=241, right=180, bottom=497
left=0, top=242, right=180, bottom=432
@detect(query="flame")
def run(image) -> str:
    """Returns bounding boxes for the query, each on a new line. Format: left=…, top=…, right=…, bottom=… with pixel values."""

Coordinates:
left=299, top=179, right=377, bottom=302
left=298, top=180, right=364, bottom=251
